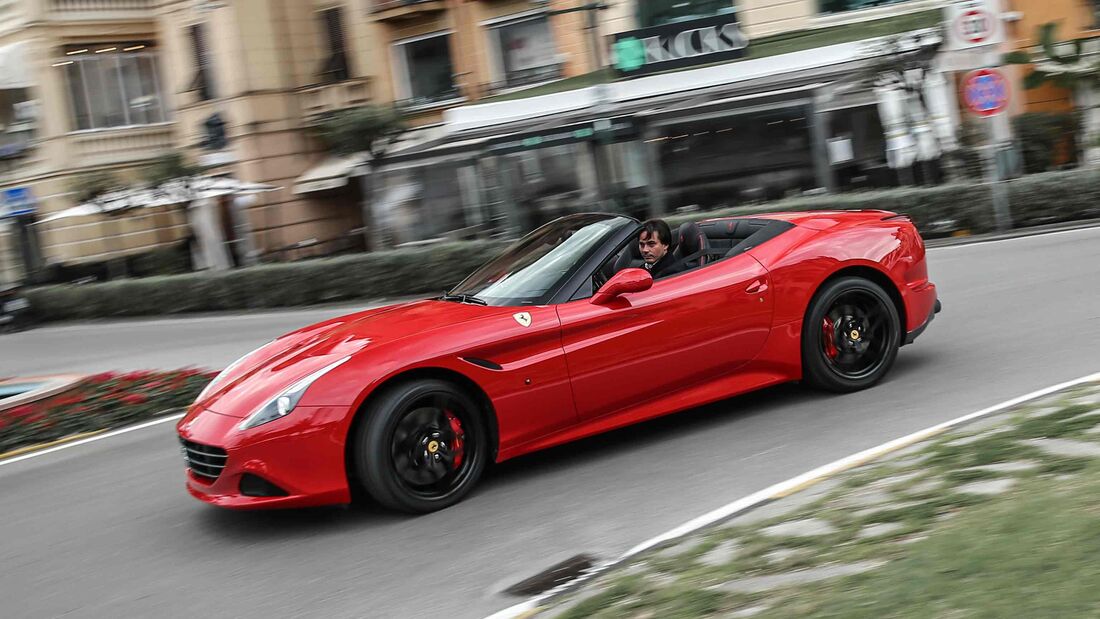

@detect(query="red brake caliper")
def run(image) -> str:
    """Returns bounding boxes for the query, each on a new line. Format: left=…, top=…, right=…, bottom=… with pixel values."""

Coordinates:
left=446, top=411, right=465, bottom=469
left=822, top=317, right=839, bottom=359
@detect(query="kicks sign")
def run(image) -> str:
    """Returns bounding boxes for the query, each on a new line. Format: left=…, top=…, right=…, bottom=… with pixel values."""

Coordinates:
left=613, top=14, right=749, bottom=77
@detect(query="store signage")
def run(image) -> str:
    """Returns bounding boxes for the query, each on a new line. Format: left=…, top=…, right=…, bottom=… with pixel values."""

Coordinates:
left=1, top=187, right=36, bottom=218
left=612, top=13, right=748, bottom=78
left=944, top=0, right=1004, bottom=50
left=486, top=117, right=636, bottom=155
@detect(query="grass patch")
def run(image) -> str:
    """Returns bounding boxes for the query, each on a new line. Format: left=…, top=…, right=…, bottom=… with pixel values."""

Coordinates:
left=758, top=462, right=1100, bottom=618
left=1039, top=457, right=1092, bottom=475
left=1010, top=406, right=1100, bottom=439
left=944, top=468, right=1000, bottom=484
left=924, top=435, right=1037, bottom=470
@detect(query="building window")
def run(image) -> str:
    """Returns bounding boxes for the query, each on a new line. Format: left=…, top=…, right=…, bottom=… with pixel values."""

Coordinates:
left=818, top=0, right=913, bottom=15
left=319, top=7, right=351, bottom=83
left=393, top=32, right=458, bottom=106
left=60, top=43, right=167, bottom=132
left=189, top=23, right=215, bottom=100
left=488, top=15, right=562, bottom=90
left=637, top=0, right=735, bottom=28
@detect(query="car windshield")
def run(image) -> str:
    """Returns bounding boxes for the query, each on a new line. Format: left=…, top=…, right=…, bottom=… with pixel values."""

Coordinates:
left=447, top=214, right=633, bottom=306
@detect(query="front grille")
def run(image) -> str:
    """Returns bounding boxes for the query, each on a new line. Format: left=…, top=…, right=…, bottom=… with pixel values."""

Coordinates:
left=180, top=439, right=228, bottom=482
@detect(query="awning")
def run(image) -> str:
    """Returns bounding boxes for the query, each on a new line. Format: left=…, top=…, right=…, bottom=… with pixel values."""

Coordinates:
left=292, top=155, right=368, bottom=195
left=0, top=42, right=31, bottom=91
left=36, top=176, right=281, bottom=224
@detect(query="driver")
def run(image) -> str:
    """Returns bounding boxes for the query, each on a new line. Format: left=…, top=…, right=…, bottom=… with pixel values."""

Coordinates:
left=638, top=219, right=684, bottom=279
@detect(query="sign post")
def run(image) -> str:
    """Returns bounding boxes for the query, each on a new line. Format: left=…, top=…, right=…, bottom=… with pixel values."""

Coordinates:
left=963, top=67, right=1013, bottom=231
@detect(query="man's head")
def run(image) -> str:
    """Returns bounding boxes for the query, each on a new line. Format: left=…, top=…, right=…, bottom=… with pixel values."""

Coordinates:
left=638, top=219, right=672, bottom=266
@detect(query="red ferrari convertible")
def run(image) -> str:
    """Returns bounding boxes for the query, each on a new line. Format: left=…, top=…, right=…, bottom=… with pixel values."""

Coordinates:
left=178, top=211, right=939, bottom=513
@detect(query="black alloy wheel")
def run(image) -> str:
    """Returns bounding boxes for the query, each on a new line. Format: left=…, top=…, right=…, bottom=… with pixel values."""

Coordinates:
left=802, top=276, right=901, bottom=393
left=353, top=379, right=488, bottom=513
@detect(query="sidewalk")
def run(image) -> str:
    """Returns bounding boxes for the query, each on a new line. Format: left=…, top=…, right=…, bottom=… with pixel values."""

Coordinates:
left=529, top=378, right=1100, bottom=618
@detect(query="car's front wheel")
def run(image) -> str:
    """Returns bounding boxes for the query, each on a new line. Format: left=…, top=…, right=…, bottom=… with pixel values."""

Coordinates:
left=802, top=276, right=901, bottom=393
left=351, top=379, right=488, bottom=513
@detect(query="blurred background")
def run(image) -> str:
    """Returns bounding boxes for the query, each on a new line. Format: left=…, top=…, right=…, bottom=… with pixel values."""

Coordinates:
left=0, top=0, right=1096, bottom=294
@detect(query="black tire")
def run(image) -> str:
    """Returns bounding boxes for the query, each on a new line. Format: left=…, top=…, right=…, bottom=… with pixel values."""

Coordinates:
left=351, top=379, right=488, bottom=514
left=801, top=276, right=901, bottom=393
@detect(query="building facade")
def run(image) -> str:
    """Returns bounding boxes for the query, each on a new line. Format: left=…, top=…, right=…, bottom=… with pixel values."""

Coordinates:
left=0, top=0, right=1083, bottom=286
left=0, top=0, right=615, bottom=285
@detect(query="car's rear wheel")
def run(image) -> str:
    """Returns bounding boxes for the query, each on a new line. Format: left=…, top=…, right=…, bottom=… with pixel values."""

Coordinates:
left=802, top=276, right=900, bottom=393
left=352, top=379, right=488, bottom=513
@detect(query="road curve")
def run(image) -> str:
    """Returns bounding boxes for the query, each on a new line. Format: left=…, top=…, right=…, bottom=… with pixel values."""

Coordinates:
left=1, top=227, right=1098, bottom=618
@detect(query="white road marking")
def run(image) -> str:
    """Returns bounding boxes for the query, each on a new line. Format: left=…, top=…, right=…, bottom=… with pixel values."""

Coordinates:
left=0, top=413, right=185, bottom=467
left=486, top=370, right=1100, bottom=619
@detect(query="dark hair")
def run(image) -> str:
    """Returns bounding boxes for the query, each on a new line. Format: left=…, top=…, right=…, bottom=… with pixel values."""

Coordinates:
left=639, top=219, right=672, bottom=246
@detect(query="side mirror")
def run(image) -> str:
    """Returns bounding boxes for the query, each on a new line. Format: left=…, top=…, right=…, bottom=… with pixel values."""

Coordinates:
left=591, top=268, right=652, bottom=305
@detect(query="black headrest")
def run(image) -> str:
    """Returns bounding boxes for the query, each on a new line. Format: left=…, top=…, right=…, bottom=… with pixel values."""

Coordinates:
left=675, top=222, right=708, bottom=262
left=700, top=219, right=769, bottom=240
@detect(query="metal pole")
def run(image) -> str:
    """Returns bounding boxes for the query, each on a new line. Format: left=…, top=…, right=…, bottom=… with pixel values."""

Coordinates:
left=808, top=97, right=835, bottom=193
left=642, top=126, right=667, bottom=217
left=985, top=117, right=1012, bottom=231
left=584, top=5, right=602, bottom=73
left=357, top=168, right=384, bottom=251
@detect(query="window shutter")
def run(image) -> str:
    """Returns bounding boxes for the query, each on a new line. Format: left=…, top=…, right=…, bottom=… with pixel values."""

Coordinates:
left=319, top=8, right=351, bottom=83
left=189, top=23, right=215, bottom=100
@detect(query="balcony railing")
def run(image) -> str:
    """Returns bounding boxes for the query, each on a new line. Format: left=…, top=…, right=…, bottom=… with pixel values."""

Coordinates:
left=68, top=123, right=174, bottom=167
left=370, top=0, right=446, bottom=22
left=47, top=0, right=157, bottom=21
left=299, top=77, right=372, bottom=119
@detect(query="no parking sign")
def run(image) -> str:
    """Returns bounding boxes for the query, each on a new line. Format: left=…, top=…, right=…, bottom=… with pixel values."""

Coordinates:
left=963, top=68, right=1009, bottom=117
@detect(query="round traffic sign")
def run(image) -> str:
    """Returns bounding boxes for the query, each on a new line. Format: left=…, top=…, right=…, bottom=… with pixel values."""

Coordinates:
left=963, top=68, right=1009, bottom=117
left=955, top=8, right=995, bottom=45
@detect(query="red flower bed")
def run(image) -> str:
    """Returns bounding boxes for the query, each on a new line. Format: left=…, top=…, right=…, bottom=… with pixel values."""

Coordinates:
left=0, top=369, right=216, bottom=455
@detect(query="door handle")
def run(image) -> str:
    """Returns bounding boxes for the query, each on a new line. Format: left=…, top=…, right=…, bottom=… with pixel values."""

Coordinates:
left=746, top=279, right=768, bottom=294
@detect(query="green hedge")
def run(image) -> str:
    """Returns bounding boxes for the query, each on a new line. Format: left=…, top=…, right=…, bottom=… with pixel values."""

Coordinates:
left=27, top=241, right=505, bottom=322
left=26, top=168, right=1100, bottom=322
left=667, top=168, right=1100, bottom=234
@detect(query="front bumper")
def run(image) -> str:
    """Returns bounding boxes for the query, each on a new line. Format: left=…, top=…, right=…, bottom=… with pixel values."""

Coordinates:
left=176, top=405, right=353, bottom=509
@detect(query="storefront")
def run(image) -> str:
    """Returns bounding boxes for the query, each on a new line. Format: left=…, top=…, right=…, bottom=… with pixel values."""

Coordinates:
left=363, top=14, right=956, bottom=245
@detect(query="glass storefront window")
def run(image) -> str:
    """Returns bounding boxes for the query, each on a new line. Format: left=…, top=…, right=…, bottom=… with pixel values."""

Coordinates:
left=637, top=0, right=735, bottom=28
left=61, top=45, right=166, bottom=131
left=498, top=143, right=595, bottom=232
left=818, top=0, right=913, bottom=15
left=375, top=163, right=468, bottom=246
left=490, top=16, right=561, bottom=88
left=656, top=107, right=814, bottom=210
left=395, top=33, right=458, bottom=105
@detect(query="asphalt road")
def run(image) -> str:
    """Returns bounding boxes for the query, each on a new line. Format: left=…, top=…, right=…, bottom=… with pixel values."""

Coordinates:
left=2, top=228, right=1099, bottom=619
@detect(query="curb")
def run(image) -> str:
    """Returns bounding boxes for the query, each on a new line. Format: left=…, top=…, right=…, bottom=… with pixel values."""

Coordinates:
left=924, top=219, right=1100, bottom=248
left=0, top=409, right=186, bottom=466
left=0, top=429, right=106, bottom=461
left=488, top=370, right=1100, bottom=619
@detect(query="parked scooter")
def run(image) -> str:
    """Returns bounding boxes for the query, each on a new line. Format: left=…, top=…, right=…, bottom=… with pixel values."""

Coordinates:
left=0, top=284, right=31, bottom=332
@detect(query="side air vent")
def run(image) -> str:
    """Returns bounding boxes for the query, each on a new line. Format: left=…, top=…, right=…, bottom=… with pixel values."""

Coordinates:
left=461, top=357, right=503, bottom=371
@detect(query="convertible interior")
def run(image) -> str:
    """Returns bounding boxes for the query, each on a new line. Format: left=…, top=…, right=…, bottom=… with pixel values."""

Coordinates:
left=599, top=218, right=794, bottom=285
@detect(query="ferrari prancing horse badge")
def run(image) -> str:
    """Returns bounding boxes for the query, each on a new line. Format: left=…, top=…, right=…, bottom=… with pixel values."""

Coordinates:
left=513, top=312, right=532, bottom=328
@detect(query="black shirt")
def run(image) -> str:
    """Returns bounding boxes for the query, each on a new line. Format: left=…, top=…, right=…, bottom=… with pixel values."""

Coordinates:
left=643, top=252, right=684, bottom=279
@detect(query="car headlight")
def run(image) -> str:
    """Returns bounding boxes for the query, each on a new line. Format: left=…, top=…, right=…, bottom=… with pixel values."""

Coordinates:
left=196, top=342, right=272, bottom=404
left=237, top=356, right=351, bottom=431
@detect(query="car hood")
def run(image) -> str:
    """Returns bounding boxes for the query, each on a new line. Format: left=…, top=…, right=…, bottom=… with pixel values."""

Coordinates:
left=197, top=299, right=512, bottom=417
